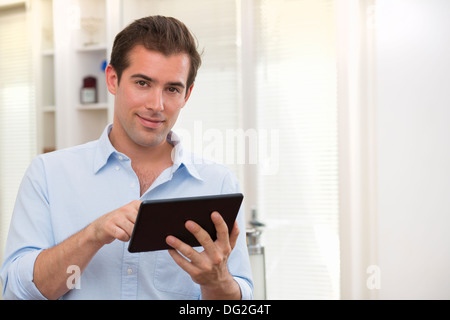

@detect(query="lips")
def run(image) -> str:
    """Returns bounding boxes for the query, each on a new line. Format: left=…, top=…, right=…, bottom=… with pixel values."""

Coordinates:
left=137, top=114, right=165, bottom=129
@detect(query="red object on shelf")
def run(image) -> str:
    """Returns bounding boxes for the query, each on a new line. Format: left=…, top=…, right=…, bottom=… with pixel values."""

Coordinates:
left=81, top=76, right=97, bottom=104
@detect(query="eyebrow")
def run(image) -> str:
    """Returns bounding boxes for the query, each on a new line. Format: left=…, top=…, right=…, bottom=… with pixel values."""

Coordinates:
left=130, top=73, right=185, bottom=89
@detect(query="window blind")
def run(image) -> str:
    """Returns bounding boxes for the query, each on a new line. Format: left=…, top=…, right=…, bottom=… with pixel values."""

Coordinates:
left=254, top=0, right=340, bottom=299
left=0, top=5, right=36, bottom=264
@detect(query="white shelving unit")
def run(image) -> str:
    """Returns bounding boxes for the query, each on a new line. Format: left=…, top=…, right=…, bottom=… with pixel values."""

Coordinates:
left=34, top=0, right=121, bottom=153
left=33, top=0, right=55, bottom=153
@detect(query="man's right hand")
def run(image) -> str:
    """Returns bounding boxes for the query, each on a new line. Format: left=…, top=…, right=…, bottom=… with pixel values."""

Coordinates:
left=33, top=200, right=141, bottom=299
left=89, top=200, right=141, bottom=245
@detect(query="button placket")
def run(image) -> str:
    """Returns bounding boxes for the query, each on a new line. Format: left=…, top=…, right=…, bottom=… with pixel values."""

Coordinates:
left=114, top=153, right=140, bottom=196
left=121, top=246, right=140, bottom=299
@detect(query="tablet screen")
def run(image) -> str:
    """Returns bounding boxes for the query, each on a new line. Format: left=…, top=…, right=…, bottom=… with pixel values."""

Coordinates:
left=128, top=193, right=244, bottom=252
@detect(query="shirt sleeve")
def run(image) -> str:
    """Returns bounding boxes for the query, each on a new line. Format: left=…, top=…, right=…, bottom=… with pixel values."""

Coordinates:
left=220, top=170, right=254, bottom=300
left=0, top=156, right=53, bottom=300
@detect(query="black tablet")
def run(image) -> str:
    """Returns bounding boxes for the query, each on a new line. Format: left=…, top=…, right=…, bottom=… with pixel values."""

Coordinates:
left=128, top=193, right=244, bottom=252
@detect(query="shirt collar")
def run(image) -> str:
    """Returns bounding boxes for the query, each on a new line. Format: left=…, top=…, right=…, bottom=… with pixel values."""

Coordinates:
left=167, top=131, right=203, bottom=181
left=93, top=124, right=202, bottom=181
left=93, top=124, right=116, bottom=173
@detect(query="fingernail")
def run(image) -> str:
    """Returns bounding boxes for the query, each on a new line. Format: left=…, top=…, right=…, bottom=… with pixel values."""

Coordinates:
left=166, top=236, right=175, bottom=245
left=211, top=211, right=220, bottom=220
left=185, top=220, right=196, bottom=231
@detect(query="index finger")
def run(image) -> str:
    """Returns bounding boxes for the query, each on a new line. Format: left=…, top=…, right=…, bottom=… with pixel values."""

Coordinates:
left=117, top=200, right=142, bottom=238
left=125, top=200, right=142, bottom=221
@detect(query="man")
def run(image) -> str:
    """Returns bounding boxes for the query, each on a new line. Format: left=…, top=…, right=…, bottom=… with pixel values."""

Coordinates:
left=0, top=16, right=253, bottom=300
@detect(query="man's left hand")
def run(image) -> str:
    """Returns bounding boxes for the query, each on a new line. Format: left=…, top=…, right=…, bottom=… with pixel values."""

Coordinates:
left=165, top=211, right=241, bottom=299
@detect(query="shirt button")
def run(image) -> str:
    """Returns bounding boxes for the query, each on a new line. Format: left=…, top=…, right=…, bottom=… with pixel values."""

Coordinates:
left=127, top=268, right=133, bottom=275
left=115, top=166, right=120, bottom=171
left=130, top=183, right=135, bottom=188
left=118, top=155, right=124, bottom=160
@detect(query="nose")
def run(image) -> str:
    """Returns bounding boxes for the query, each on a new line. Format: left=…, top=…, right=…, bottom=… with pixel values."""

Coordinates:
left=145, top=88, right=164, bottom=112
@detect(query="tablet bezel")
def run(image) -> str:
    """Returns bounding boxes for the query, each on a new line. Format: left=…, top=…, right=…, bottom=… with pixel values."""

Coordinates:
left=128, top=193, right=244, bottom=252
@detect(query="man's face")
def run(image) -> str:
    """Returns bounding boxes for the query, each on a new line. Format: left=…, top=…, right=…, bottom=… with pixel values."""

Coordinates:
left=106, top=45, right=193, bottom=149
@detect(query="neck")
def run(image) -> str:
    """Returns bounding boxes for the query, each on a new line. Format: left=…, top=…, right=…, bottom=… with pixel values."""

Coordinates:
left=109, top=126, right=174, bottom=166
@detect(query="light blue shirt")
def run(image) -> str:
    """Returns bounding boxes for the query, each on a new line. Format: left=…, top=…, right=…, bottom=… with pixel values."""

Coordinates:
left=0, top=125, right=253, bottom=300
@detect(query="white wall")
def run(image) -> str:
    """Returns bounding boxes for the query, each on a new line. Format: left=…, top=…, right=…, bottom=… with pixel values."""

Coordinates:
left=376, top=0, right=450, bottom=299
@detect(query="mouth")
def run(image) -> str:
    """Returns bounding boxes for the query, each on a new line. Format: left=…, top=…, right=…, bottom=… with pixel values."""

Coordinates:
left=136, top=114, right=165, bottom=129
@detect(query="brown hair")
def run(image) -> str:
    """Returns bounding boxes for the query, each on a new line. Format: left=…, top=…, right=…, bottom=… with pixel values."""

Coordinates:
left=109, top=15, right=202, bottom=90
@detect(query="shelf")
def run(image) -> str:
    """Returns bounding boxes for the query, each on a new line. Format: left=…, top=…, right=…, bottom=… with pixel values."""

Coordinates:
left=43, top=105, right=56, bottom=112
left=35, top=0, right=114, bottom=151
left=76, top=44, right=107, bottom=53
left=41, top=49, right=55, bottom=56
left=77, top=103, right=108, bottom=110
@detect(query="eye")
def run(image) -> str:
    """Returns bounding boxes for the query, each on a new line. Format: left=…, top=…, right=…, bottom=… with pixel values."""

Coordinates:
left=136, top=80, right=148, bottom=87
left=167, top=87, right=180, bottom=94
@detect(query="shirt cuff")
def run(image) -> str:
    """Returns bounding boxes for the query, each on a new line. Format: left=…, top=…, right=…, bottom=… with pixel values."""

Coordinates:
left=14, top=250, right=47, bottom=300
left=234, top=276, right=254, bottom=300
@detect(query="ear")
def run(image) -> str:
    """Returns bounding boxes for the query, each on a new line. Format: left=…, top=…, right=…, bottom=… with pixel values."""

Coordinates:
left=182, top=83, right=194, bottom=108
left=105, top=64, right=118, bottom=95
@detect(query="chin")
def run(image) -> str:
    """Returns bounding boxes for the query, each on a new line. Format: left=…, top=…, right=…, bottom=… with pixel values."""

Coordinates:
left=133, top=132, right=167, bottom=148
